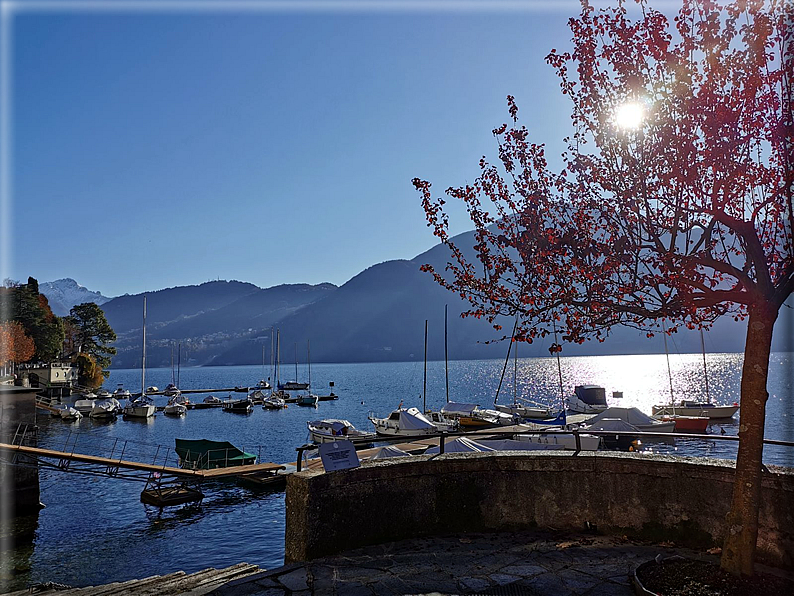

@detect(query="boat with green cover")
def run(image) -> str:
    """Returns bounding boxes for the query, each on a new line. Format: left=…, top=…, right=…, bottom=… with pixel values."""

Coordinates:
left=175, top=439, right=256, bottom=470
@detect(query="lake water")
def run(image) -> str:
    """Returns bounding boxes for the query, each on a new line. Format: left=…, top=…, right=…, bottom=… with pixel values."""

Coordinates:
left=2, top=353, right=792, bottom=591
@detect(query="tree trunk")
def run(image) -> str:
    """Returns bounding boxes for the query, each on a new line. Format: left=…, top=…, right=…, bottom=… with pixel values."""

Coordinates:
left=720, top=302, right=777, bottom=576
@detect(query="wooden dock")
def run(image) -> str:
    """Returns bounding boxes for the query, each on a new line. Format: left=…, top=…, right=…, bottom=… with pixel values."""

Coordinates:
left=0, top=442, right=284, bottom=480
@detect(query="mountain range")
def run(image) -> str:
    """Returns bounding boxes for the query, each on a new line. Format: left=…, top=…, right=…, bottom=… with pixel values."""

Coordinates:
left=41, top=229, right=793, bottom=368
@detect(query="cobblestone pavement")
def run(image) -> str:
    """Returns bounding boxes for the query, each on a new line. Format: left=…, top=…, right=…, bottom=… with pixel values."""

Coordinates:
left=210, top=530, right=721, bottom=595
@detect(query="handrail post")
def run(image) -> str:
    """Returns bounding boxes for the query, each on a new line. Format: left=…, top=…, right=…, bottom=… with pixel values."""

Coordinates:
left=152, top=445, right=161, bottom=465
left=440, top=432, right=445, bottom=454
left=296, top=446, right=303, bottom=472
left=574, top=429, right=581, bottom=452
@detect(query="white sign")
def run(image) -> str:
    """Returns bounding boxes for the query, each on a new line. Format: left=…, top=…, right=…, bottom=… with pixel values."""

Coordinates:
left=318, top=440, right=360, bottom=472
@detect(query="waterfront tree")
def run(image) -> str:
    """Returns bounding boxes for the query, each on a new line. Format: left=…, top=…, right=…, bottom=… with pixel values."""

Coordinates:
left=0, top=321, right=36, bottom=365
left=414, top=0, right=792, bottom=577
left=1, top=278, right=64, bottom=361
left=65, top=302, right=116, bottom=378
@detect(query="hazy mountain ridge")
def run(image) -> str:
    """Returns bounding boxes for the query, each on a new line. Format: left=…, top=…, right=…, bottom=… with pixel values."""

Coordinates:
left=39, top=278, right=112, bottom=316
left=49, top=230, right=793, bottom=368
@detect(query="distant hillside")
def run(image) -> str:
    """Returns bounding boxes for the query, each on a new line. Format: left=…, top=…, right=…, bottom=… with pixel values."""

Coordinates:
left=105, top=281, right=337, bottom=369
left=39, top=278, right=112, bottom=316
left=98, top=229, right=791, bottom=369
left=102, top=280, right=259, bottom=335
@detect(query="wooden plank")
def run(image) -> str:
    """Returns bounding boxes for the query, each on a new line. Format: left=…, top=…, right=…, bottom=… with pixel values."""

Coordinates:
left=0, top=443, right=284, bottom=480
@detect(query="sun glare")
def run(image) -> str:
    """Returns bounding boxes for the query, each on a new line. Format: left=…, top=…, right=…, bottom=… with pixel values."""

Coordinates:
left=614, top=102, right=645, bottom=130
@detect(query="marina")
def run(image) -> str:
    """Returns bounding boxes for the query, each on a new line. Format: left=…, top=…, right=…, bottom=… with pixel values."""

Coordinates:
left=2, top=354, right=792, bottom=591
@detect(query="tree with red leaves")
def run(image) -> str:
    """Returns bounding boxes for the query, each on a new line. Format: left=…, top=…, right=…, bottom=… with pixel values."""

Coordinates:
left=414, top=0, right=792, bottom=577
left=0, top=321, right=36, bottom=364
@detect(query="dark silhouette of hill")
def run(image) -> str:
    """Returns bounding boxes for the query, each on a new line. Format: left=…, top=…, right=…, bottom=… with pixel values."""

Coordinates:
left=212, top=228, right=792, bottom=365
left=102, top=229, right=792, bottom=368
left=102, top=280, right=260, bottom=335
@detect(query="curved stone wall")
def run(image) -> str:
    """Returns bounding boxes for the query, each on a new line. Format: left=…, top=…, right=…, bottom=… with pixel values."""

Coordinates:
left=284, top=452, right=794, bottom=569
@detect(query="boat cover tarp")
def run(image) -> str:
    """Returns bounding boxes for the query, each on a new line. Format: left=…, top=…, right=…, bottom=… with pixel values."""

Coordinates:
left=525, top=410, right=567, bottom=425
left=586, top=418, right=638, bottom=432
left=574, top=385, right=607, bottom=406
left=425, top=437, right=495, bottom=454
left=371, top=446, right=412, bottom=459
left=310, top=419, right=354, bottom=433
left=441, top=403, right=479, bottom=416
left=585, top=407, right=658, bottom=426
left=175, top=439, right=256, bottom=469
left=400, top=408, right=436, bottom=431
left=476, top=439, right=565, bottom=451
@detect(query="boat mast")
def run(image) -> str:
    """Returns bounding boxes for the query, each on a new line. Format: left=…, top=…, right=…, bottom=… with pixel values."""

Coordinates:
left=513, top=332, right=518, bottom=406
left=177, top=342, right=181, bottom=389
left=270, top=327, right=275, bottom=385
left=307, top=340, right=312, bottom=389
left=553, top=317, right=564, bottom=409
left=276, top=330, right=280, bottom=388
left=444, top=305, right=449, bottom=403
left=494, top=316, right=519, bottom=406
left=295, top=343, right=298, bottom=383
left=662, top=321, right=675, bottom=411
left=171, top=344, right=174, bottom=385
left=700, top=328, right=711, bottom=404
left=141, top=295, right=147, bottom=397
left=423, top=320, right=428, bottom=413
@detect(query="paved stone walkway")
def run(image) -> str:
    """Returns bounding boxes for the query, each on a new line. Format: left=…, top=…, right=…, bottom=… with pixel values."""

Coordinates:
left=210, top=530, right=721, bottom=595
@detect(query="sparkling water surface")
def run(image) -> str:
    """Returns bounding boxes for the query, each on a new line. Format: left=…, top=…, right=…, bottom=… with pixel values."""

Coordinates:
left=3, top=353, right=792, bottom=590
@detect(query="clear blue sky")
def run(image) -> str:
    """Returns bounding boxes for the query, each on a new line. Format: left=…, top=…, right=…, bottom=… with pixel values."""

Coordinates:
left=9, top=1, right=593, bottom=297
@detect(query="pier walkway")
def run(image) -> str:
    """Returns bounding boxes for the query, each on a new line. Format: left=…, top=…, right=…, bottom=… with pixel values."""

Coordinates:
left=0, top=441, right=284, bottom=482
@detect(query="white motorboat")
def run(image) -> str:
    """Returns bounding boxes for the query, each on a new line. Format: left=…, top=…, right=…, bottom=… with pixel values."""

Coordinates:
left=113, top=384, right=131, bottom=400
left=164, top=400, right=187, bottom=416
left=565, top=385, right=609, bottom=414
left=146, top=385, right=159, bottom=393
left=517, top=431, right=601, bottom=451
left=163, top=383, right=180, bottom=397
left=651, top=401, right=739, bottom=419
left=123, top=396, right=156, bottom=418
left=307, top=419, right=377, bottom=445
left=51, top=404, right=83, bottom=421
left=423, top=410, right=459, bottom=432
left=59, top=406, right=83, bottom=421
left=256, top=379, right=271, bottom=390
left=368, top=407, right=441, bottom=437
left=96, top=389, right=111, bottom=399
left=90, top=398, right=120, bottom=419
left=248, top=389, right=266, bottom=404
left=73, top=398, right=96, bottom=415
left=263, top=393, right=287, bottom=410
left=203, top=395, right=222, bottom=404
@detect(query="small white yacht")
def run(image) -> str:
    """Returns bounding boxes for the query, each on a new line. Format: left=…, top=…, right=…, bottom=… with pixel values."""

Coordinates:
left=90, top=398, right=121, bottom=419
left=123, top=395, right=156, bottom=418
left=307, top=419, right=377, bottom=445
left=113, top=384, right=131, bottom=400
left=263, top=392, right=287, bottom=410
left=368, top=407, right=441, bottom=437
left=565, top=385, right=609, bottom=414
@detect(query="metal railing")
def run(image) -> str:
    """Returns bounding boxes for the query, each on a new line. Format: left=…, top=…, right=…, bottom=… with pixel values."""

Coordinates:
left=293, top=427, right=794, bottom=472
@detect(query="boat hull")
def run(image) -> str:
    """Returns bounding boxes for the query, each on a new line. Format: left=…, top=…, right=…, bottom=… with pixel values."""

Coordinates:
left=651, top=404, right=738, bottom=419
left=517, top=432, right=601, bottom=451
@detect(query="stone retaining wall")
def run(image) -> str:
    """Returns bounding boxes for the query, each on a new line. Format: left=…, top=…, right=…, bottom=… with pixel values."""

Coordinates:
left=284, top=452, right=794, bottom=569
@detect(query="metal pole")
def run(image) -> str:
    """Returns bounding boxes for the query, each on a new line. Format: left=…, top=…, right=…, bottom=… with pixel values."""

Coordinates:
left=444, top=305, right=449, bottom=403
left=663, top=321, right=675, bottom=406
left=141, top=295, right=147, bottom=397
left=700, top=328, right=711, bottom=404
left=439, top=433, right=445, bottom=454
left=423, top=320, right=428, bottom=413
